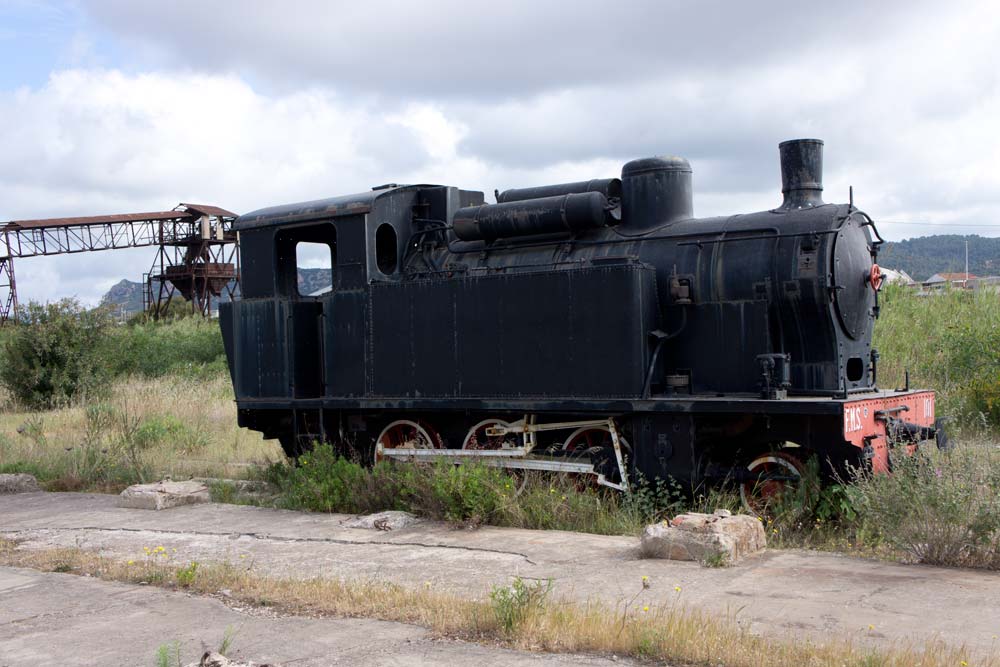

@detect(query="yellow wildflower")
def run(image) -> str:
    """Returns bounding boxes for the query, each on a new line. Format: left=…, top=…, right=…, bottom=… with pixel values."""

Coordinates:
left=642, top=606, right=649, bottom=612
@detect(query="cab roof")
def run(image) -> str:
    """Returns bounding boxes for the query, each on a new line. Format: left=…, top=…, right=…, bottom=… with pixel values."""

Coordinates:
left=234, top=184, right=435, bottom=231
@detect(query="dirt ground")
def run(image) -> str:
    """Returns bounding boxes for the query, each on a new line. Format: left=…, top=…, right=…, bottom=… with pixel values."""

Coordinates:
left=3, top=492, right=1000, bottom=659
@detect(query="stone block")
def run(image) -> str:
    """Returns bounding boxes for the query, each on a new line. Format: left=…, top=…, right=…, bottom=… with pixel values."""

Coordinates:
left=344, top=511, right=420, bottom=531
left=184, top=651, right=280, bottom=667
left=0, top=473, right=41, bottom=494
left=117, top=480, right=210, bottom=510
left=640, top=509, right=766, bottom=564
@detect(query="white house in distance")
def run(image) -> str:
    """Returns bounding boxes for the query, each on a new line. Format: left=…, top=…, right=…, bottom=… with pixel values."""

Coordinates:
left=879, top=267, right=917, bottom=286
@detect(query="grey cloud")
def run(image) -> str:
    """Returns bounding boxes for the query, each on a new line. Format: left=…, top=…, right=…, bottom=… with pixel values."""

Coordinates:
left=82, top=0, right=928, bottom=98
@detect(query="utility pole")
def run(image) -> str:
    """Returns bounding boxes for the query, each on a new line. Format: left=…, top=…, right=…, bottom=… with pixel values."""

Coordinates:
left=966, top=239, right=970, bottom=288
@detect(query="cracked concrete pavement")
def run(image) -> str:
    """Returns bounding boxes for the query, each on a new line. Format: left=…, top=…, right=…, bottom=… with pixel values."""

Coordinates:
left=0, top=566, right=635, bottom=666
left=3, top=492, right=1000, bottom=657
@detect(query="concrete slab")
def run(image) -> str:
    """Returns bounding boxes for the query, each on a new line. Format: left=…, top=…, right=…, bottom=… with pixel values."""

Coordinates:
left=118, top=479, right=211, bottom=510
left=0, top=566, right=630, bottom=666
left=0, top=473, right=40, bottom=494
left=3, top=492, right=1000, bottom=657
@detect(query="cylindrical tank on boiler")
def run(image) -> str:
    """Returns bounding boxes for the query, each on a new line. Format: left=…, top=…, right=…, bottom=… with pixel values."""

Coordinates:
left=619, top=156, right=693, bottom=233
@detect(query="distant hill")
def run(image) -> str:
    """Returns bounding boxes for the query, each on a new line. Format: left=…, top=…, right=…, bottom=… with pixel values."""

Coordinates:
left=100, top=268, right=331, bottom=315
left=880, top=235, right=1000, bottom=281
left=100, top=279, right=146, bottom=315
left=297, top=268, right=332, bottom=295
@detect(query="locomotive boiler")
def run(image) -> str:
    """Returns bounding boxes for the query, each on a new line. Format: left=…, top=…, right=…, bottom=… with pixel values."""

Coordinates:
left=220, top=139, right=944, bottom=502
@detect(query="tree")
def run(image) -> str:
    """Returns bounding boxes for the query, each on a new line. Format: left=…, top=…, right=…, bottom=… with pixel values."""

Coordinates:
left=0, top=299, right=112, bottom=409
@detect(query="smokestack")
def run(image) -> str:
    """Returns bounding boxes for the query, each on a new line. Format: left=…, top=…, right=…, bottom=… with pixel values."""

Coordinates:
left=778, top=139, right=824, bottom=210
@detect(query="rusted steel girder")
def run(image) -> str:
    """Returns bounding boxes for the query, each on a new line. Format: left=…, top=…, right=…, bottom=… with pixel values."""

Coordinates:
left=0, top=204, right=236, bottom=259
left=0, top=203, right=238, bottom=322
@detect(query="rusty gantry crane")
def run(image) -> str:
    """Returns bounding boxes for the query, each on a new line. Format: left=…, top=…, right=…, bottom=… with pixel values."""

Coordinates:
left=0, top=203, right=238, bottom=324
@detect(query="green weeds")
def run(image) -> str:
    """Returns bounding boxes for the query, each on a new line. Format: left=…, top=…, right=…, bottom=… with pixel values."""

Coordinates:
left=154, top=641, right=182, bottom=667
left=263, top=444, right=685, bottom=533
left=175, top=561, right=199, bottom=588
left=489, top=577, right=552, bottom=634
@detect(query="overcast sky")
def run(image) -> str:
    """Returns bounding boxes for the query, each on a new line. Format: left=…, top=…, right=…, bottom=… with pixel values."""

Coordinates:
left=2, top=0, right=999, bottom=304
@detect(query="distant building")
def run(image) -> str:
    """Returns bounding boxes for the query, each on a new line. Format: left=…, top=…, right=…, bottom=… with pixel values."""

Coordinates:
left=923, top=272, right=978, bottom=289
left=879, top=267, right=917, bottom=286
left=971, top=276, right=1000, bottom=293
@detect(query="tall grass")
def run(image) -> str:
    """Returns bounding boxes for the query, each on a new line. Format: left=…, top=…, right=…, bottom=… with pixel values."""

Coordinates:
left=0, top=374, right=280, bottom=490
left=874, top=284, right=1000, bottom=430
left=0, top=304, right=228, bottom=410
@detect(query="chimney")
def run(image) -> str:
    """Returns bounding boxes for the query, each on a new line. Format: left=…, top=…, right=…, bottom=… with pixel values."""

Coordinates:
left=778, top=139, right=824, bottom=210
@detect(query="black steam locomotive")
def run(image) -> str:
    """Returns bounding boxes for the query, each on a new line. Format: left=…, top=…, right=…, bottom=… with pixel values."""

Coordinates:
left=220, top=139, right=941, bottom=500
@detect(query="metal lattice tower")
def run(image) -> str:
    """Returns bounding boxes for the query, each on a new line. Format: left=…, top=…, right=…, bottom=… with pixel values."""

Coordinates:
left=0, top=254, right=16, bottom=324
left=0, top=203, right=238, bottom=325
left=143, top=204, right=240, bottom=318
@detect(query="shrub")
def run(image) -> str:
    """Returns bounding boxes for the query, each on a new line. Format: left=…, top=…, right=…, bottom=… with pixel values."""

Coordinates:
left=264, top=443, right=511, bottom=522
left=103, top=317, right=226, bottom=379
left=850, top=445, right=1000, bottom=568
left=0, top=299, right=112, bottom=409
left=407, top=460, right=508, bottom=524
left=265, top=444, right=405, bottom=514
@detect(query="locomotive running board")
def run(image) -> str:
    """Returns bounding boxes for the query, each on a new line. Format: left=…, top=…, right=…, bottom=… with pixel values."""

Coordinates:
left=376, top=417, right=630, bottom=492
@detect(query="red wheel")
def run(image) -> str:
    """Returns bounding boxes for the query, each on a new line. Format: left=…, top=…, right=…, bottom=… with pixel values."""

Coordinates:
left=374, top=420, right=442, bottom=464
left=561, top=426, right=631, bottom=487
left=739, top=450, right=806, bottom=513
left=462, top=419, right=516, bottom=450
left=562, top=425, right=630, bottom=455
left=869, top=263, right=883, bottom=291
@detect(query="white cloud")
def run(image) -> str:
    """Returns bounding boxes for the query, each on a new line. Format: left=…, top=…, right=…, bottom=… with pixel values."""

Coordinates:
left=0, top=70, right=439, bottom=303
